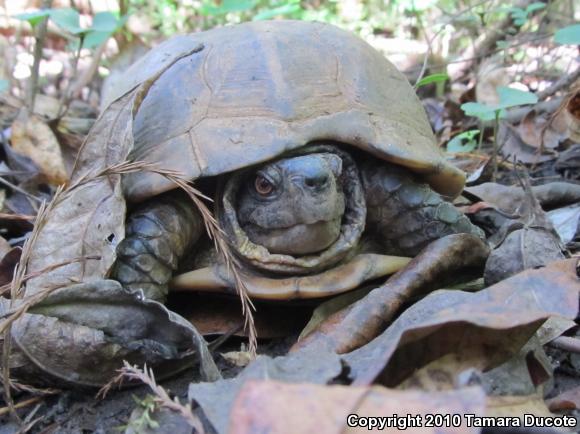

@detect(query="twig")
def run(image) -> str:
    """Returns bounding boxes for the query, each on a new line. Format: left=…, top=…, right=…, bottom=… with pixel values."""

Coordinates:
left=0, top=177, right=43, bottom=204
left=0, top=397, right=45, bottom=417
left=548, top=336, right=580, bottom=353
left=0, top=213, right=35, bottom=221
left=448, top=0, right=538, bottom=81
left=537, top=66, right=580, bottom=100
left=68, top=42, right=107, bottom=101
left=25, top=0, right=53, bottom=112
left=57, top=35, right=84, bottom=119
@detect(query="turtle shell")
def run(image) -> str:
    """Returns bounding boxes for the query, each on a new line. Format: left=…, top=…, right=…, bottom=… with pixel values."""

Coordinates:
left=100, top=20, right=465, bottom=202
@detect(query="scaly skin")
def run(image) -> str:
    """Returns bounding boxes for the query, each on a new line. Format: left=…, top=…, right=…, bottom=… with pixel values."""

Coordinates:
left=112, top=193, right=202, bottom=302
left=361, top=160, right=485, bottom=256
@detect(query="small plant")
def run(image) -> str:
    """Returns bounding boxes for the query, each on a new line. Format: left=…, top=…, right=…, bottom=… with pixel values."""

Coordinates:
left=461, top=87, right=538, bottom=179
left=15, top=8, right=126, bottom=49
left=415, top=72, right=449, bottom=89
left=14, top=8, right=126, bottom=116
left=446, top=129, right=480, bottom=153
left=118, top=394, right=160, bottom=432
left=507, top=2, right=546, bottom=26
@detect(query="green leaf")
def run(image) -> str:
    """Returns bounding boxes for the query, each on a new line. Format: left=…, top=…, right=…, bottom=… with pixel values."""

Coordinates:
left=496, top=40, right=509, bottom=49
left=447, top=129, right=480, bottom=153
left=416, top=73, right=449, bottom=88
left=90, top=12, right=120, bottom=32
left=526, top=2, right=546, bottom=13
left=460, top=102, right=497, bottom=121
left=0, top=79, right=9, bottom=93
left=253, top=3, right=303, bottom=21
left=496, top=86, right=538, bottom=109
left=83, top=31, right=112, bottom=48
left=201, top=0, right=256, bottom=15
left=13, top=10, right=50, bottom=27
left=554, top=24, right=580, bottom=45
left=49, top=8, right=83, bottom=34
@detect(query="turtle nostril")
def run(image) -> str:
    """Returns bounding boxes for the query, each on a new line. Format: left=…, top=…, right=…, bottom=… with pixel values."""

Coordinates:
left=304, top=174, right=329, bottom=189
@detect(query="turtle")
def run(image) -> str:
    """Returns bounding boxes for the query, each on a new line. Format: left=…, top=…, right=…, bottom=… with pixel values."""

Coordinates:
left=97, top=20, right=485, bottom=303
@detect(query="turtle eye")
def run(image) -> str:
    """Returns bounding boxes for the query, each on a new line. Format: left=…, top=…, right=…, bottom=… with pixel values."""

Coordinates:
left=254, top=175, right=274, bottom=196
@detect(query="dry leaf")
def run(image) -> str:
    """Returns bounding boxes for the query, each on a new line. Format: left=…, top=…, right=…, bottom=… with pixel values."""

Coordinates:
left=518, top=110, right=563, bottom=150
left=189, top=348, right=344, bottom=434
left=3, top=280, right=220, bottom=387
left=10, top=110, right=67, bottom=185
left=548, top=204, right=580, bottom=244
left=466, top=182, right=580, bottom=215
left=555, top=144, right=580, bottom=174
left=0, top=247, right=22, bottom=287
left=498, top=121, right=556, bottom=164
left=484, top=173, right=566, bottom=285
left=552, top=88, right=580, bottom=143
left=230, top=381, right=485, bottom=434
left=343, top=259, right=578, bottom=387
left=24, top=93, right=135, bottom=295
left=293, top=234, right=489, bottom=355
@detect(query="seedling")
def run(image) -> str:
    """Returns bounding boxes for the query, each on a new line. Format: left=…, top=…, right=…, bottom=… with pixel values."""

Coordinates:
left=461, top=86, right=538, bottom=179
left=447, top=129, right=480, bottom=153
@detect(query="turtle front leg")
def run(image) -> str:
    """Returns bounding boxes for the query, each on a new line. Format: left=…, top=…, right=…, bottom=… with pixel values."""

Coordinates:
left=361, top=161, right=484, bottom=256
left=112, top=193, right=203, bottom=302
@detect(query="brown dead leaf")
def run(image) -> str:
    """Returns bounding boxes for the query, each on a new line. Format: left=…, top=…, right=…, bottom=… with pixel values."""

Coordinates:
left=498, top=121, right=556, bottom=164
left=0, top=247, right=21, bottom=288
left=466, top=182, right=580, bottom=215
left=293, top=234, right=490, bottom=355
left=518, top=110, right=563, bottom=150
left=484, top=173, right=566, bottom=285
left=398, top=332, right=553, bottom=395
left=230, top=381, right=485, bottom=434
left=555, top=144, right=580, bottom=175
left=24, top=93, right=135, bottom=295
left=189, top=348, right=345, bottom=434
left=10, top=110, right=67, bottom=185
left=552, top=88, right=580, bottom=143
left=343, top=259, right=578, bottom=387
left=3, top=280, right=220, bottom=387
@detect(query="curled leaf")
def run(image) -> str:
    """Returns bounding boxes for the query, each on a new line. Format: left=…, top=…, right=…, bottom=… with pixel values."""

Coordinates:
left=3, top=280, right=219, bottom=387
left=344, top=259, right=579, bottom=386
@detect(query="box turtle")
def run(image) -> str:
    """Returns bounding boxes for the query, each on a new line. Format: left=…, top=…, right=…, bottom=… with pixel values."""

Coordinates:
left=94, top=20, right=485, bottom=302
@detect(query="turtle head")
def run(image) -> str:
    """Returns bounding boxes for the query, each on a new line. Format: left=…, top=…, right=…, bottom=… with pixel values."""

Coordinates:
left=237, top=153, right=345, bottom=255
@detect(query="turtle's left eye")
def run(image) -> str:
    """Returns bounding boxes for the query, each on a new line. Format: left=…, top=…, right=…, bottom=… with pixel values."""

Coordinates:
left=254, top=175, right=274, bottom=196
